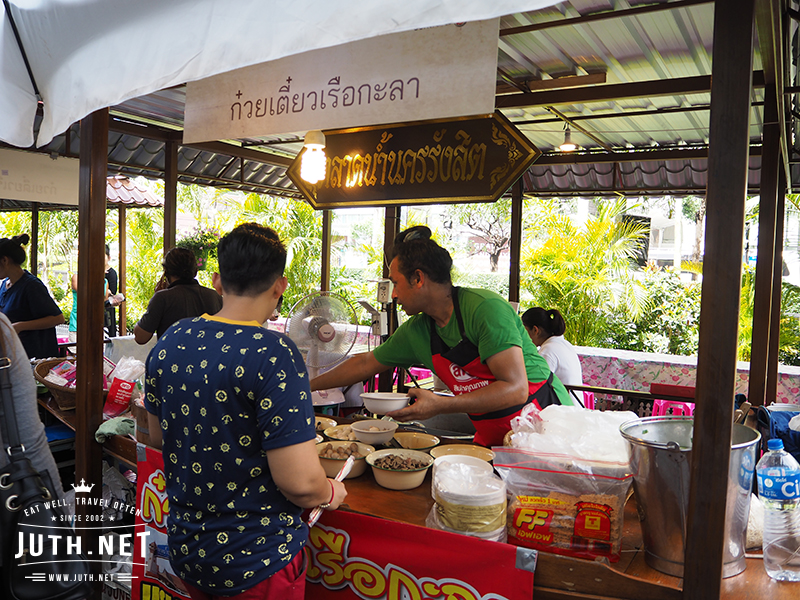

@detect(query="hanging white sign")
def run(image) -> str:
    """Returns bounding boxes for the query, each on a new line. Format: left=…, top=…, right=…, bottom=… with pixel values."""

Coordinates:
left=0, top=148, right=78, bottom=206
left=183, top=19, right=499, bottom=144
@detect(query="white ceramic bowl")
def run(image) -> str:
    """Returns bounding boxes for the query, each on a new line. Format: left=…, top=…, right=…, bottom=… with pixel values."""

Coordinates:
left=360, top=392, right=410, bottom=414
left=393, top=431, right=440, bottom=452
left=429, top=444, right=495, bottom=463
left=315, top=416, right=337, bottom=432
left=350, top=420, right=399, bottom=445
left=324, top=424, right=356, bottom=441
left=366, top=448, right=434, bottom=490
left=315, top=433, right=324, bottom=444
left=316, top=441, right=375, bottom=479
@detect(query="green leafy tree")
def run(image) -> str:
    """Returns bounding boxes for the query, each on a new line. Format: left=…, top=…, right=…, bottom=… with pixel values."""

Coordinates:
left=520, top=197, right=649, bottom=346
left=124, top=209, right=164, bottom=330
left=444, top=197, right=517, bottom=272
left=607, top=265, right=701, bottom=355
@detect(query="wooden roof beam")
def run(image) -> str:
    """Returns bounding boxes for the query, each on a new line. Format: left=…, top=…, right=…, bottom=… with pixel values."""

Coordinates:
left=755, top=0, right=790, bottom=180
left=496, top=71, right=765, bottom=109
left=500, top=0, right=714, bottom=36
left=534, top=145, right=762, bottom=165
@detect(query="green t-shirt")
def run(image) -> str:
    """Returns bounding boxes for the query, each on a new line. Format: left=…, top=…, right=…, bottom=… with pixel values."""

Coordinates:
left=373, top=287, right=571, bottom=405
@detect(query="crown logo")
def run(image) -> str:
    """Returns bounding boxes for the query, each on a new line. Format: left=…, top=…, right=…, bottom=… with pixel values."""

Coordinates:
left=72, top=478, right=95, bottom=494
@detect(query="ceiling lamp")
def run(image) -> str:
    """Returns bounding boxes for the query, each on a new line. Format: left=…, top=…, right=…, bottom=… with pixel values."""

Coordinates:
left=300, top=130, right=326, bottom=184
left=559, top=126, right=577, bottom=152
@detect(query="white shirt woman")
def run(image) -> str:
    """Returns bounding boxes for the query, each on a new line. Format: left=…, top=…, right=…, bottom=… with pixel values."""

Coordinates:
left=521, top=307, right=584, bottom=387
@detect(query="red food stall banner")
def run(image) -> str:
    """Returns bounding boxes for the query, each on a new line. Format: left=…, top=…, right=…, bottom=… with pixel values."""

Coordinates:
left=132, top=445, right=191, bottom=600
left=306, top=511, right=534, bottom=600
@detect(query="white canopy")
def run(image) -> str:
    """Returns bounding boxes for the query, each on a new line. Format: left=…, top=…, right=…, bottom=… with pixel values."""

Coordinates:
left=0, top=0, right=558, bottom=149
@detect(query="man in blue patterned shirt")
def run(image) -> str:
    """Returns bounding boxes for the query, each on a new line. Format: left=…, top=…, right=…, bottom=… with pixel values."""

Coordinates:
left=145, top=223, right=346, bottom=600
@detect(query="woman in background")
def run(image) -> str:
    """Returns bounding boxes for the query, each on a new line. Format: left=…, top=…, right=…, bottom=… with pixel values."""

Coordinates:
left=521, top=307, right=584, bottom=388
left=0, top=235, right=64, bottom=359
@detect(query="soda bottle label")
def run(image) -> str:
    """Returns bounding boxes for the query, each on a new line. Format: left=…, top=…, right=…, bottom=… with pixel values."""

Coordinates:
left=757, top=469, right=800, bottom=501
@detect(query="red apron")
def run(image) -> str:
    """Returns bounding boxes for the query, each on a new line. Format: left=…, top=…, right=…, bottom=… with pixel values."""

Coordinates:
left=429, top=288, right=561, bottom=447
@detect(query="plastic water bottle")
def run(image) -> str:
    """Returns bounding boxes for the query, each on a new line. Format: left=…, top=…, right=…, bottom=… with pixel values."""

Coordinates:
left=756, top=438, right=800, bottom=581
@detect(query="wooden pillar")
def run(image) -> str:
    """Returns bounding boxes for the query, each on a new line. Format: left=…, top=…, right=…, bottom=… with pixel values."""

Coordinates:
left=321, top=209, right=332, bottom=291
left=76, top=108, right=109, bottom=588
left=747, top=85, right=780, bottom=406
left=378, top=206, right=401, bottom=392
left=118, top=206, right=127, bottom=336
left=164, top=140, right=178, bottom=251
left=30, top=202, right=39, bottom=277
left=766, top=171, right=786, bottom=403
left=509, top=179, right=523, bottom=304
left=683, top=1, right=755, bottom=598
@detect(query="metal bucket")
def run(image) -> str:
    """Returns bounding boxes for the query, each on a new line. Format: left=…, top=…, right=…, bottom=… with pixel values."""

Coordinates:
left=619, top=416, right=760, bottom=578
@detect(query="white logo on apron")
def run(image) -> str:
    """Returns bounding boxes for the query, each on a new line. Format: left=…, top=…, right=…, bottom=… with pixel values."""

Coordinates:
left=449, top=363, right=475, bottom=382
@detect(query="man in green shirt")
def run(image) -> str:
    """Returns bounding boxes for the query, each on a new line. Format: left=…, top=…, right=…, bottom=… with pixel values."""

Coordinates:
left=311, top=226, right=570, bottom=446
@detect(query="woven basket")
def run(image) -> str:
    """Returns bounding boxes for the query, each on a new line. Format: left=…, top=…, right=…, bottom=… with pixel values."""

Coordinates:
left=33, top=358, right=108, bottom=411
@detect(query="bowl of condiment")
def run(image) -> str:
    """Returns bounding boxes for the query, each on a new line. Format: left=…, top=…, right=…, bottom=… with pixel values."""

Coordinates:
left=360, top=392, right=410, bottom=415
left=366, top=448, right=434, bottom=490
left=393, top=431, right=440, bottom=452
left=324, top=424, right=356, bottom=441
left=429, top=444, right=495, bottom=463
left=350, top=420, right=399, bottom=445
left=315, top=416, right=337, bottom=432
left=316, top=441, right=375, bottom=478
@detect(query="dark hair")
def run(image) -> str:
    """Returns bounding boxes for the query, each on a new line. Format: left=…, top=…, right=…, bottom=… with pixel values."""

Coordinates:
left=105, top=244, right=111, bottom=257
left=162, top=247, right=198, bottom=280
left=521, top=307, right=566, bottom=338
left=389, top=225, right=452, bottom=285
left=217, top=223, right=286, bottom=296
left=0, top=234, right=30, bottom=266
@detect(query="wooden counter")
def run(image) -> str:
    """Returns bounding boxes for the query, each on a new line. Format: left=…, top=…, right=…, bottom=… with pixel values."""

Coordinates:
left=336, top=449, right=797, bottom=600
left=38, top=394, right=138, bottom=468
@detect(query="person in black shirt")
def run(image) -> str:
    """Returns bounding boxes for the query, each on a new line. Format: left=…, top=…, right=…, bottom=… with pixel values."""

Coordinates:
left=134, top=247, right=222, bottom=344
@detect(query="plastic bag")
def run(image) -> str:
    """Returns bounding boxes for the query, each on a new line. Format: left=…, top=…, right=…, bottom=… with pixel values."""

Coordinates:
left=103, top=356, right=146, bottom=418
left=425, top=458, right=507, bottom=542
left=508, top=404, right=638, bottom=464
left=494, top=447, right=632, bottom=562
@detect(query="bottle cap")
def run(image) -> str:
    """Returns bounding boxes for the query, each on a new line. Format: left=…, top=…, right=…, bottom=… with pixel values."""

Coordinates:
left=767, top=438, right=784, bottom=451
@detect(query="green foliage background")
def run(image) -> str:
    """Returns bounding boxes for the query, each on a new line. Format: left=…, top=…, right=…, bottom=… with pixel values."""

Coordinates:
left=4, top=184, right=800, bottom=369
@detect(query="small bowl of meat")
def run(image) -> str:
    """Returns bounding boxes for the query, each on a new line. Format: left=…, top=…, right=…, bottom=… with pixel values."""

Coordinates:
left=316, top=441, right=375, bottom=479
left=349, top=419, right=399, bottom=445
left=365, top=448, right=434, bottom=490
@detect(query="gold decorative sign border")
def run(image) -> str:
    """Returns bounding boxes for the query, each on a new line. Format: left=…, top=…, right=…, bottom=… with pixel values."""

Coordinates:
left=287, top=111, right=540, bottom=208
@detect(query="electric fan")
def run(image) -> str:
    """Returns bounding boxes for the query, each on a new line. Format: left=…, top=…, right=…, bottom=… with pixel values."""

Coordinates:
left=286, top=291, right=359, bottom=406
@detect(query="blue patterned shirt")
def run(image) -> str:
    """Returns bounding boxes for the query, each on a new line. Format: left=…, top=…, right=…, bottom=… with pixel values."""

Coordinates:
left=144, top=314, right=316, bottom=594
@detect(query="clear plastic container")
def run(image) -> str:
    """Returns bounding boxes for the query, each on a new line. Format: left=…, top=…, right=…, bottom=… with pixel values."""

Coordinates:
left=756, top=438, right=800, bottom=581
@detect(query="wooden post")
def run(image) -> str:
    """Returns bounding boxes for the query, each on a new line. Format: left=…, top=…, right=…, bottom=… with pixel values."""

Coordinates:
left=766, top=171, right=786, bottom=404
left=683, top=1, right=755, bottom=598
left=164, top=139, right=178, bottom=251
left=747, top=85, right=780, bottom=407
left=76, top=108, right=109, bottom=588
left=30, top=202, right=39, bottom=277
left=118, top=206, right=127, bottom=335
left=378, top=206, right=401, bottom=392
left=321, top=209, right=332, bottom=291
left=509, top=179, right=523, bottom=304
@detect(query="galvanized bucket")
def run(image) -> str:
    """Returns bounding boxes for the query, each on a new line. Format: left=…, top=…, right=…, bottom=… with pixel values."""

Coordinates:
left=619, top=416, right=760, bottom=578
